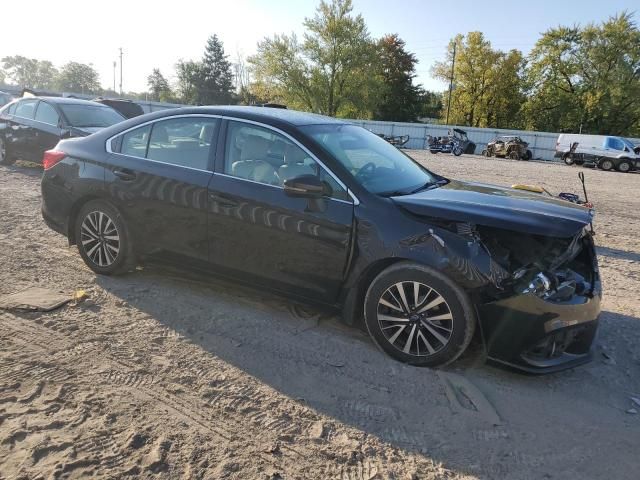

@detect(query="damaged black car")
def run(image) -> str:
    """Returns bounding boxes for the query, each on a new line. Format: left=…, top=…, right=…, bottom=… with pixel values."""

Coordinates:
left=40, top=107, right=600, bottom=373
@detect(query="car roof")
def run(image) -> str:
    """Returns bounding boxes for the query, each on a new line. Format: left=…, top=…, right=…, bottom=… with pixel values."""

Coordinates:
left=23, top=96, right=110, bottom=107
left=182, top=105, right=348, bottom=127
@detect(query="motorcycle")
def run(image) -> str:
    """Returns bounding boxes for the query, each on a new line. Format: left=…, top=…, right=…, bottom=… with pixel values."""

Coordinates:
left=427, top=135, right=464, bottom=156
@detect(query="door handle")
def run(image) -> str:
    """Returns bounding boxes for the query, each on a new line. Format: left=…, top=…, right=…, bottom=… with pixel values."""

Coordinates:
left=209, top=193, right=238, bottom=207
left=113, top=168, right=137, bottom=181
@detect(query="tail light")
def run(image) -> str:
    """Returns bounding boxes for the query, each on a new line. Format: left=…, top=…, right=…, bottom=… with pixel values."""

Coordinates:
left=43, top=150, right=66, bottom=170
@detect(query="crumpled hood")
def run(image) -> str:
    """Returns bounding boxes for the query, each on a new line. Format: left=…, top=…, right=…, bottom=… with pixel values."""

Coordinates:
left=392, top=180, right=594, bottom=237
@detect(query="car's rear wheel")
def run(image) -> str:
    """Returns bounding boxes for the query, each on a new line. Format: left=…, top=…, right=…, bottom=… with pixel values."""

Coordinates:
left=599, top=158, right=614, bottom=171
left=364, top=263, right=476, bottom=367
left=0, top=137, right=15, bottom=166
left=617, top=159, right=631, bottom=173
left=75, top=200, right=134, bottom=275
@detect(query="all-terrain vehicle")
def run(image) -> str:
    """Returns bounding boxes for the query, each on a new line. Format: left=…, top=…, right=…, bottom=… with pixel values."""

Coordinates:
left=483, top=136, right=532, bottom=160
left=427, top=128, right=476, bottom=156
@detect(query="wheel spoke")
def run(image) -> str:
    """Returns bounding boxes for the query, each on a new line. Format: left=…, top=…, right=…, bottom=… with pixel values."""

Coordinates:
left=426, top=312, right=453, bottom=322
left=420, top=320, right=449, bottom=346
left=82, top=210, right=120, bottom=268
left=417, top=295, right=445, bottom=314
left=417, top=330, right=436, bottom=354
left=387, top=325, right=406, bottom=344
left=378, top=314, right=409, bottom=323
left=403, top=324, right=417, bottom=353
left=394, top=282, right=411, bottom=313
left=379, top=297, right=403, bottom=313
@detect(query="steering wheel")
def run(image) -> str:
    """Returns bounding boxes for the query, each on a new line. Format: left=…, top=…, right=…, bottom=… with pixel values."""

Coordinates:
left=355, top=162, right=377, bottom=181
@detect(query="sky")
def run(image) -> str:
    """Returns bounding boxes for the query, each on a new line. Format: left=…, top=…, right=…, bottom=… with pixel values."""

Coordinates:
left=0, top=0, right=637, bottom=94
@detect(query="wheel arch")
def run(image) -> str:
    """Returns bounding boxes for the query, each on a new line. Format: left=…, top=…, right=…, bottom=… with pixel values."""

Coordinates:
left=67, top=194, right=111, bottom=245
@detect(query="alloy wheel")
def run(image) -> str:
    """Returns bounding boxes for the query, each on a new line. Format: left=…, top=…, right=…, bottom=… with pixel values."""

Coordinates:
left=80, top=210, right=120, bottom=267
left=377, top=281, right=454, bottom=357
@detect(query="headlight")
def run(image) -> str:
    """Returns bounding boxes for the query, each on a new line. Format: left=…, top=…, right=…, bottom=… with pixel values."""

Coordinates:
left=522, top=272, right=552, bottom=296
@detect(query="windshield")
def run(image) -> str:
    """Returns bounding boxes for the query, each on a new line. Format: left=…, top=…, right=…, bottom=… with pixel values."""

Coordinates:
left=622, top=138, right=638, bottom=150
left=60, top=104, right=125, bottom=128
left=301, top=124, right=439, bottom=196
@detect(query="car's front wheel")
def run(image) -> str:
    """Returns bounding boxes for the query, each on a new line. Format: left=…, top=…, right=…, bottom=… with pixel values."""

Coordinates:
left=0, top=137, right=15, bottom=166
left=75, top=199, right=134, bottom=275
left=364, top=263, right=476, bottom=367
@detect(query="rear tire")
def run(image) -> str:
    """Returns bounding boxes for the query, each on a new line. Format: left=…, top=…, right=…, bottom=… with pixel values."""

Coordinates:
left=617, top=159, right=631, bottom=173
left=75, top=199, right=135, bottom=275
left=0, top=137, right=15, bottom=166
left=599, top=158, right=614, bottom=171
left=563, top=154, right=574, bottom=166
left=363, top=262, right=476, bottom=367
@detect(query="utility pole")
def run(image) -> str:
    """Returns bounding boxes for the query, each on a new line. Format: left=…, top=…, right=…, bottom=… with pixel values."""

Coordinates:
left=112, top=61, right=116, bottom=93
left=445, top=42, right=457, bottom=126
left=119, top=48, right=123, bottom=96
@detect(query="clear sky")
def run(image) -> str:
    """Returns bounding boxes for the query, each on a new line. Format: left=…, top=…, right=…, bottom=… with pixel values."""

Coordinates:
left=0, top=0, right=636, bottom=94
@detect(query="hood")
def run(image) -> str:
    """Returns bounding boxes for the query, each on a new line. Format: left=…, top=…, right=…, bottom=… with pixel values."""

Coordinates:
left=392, top=180, right=593, bottom=237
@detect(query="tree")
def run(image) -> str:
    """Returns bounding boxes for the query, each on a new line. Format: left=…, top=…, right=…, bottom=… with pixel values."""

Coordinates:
left=416, top=90, right=443, bottom=121
left=1, top=56, right=58, bottom=89
left=147, top=68, right=172, bottom=101
left=175, top=60, right=201, bottom=104
left=249, top=0, right=380, bottom=117
left=524, top=12, right=640, bottom=136
left=56, top=62, right=101, bottom=94
left=374, top=34, right=423, bottom=121
left=197, top=34, right=235, bottom=105
left=433, top=33, right=524, bottom=128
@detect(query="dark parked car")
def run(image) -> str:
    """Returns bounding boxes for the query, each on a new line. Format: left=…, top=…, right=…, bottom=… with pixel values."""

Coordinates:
left=40, top=106, right=601, bottom=373
left=0, top=97, right=125, bottom=165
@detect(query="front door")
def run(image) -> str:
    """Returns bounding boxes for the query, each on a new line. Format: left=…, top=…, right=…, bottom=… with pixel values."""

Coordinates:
left=107, top=116, right=220, bottom=261
left=207, top=119, right=354, bottom=301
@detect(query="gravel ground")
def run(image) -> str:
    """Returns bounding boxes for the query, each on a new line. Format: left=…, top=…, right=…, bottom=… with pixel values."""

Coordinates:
left=0, top=152, right=639, bottom=480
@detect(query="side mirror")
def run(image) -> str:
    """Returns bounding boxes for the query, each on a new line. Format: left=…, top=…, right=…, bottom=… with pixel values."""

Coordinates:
left=283, top=174, right=326, bottom=198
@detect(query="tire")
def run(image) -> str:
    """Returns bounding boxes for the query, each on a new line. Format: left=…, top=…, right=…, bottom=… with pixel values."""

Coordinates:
left=0, top=137, right=15, bottom=166
left=453, top=146, right=463, bottom=156
left=599, top=158, right=614, bottom=171
left=617, top=159, right=631, bottom=173
left=524, top=149, right=532, bottom=160
left=481, top=149, right=489, bottom=157
left=563, top=154, right=574, bottom=166
left=74, top=199, right=135, bottom=275
left=509, top=150, right=520, bottom=160
left=363, top=262, right=476, bottom=367
left=429, top=149, right=439, bottom=154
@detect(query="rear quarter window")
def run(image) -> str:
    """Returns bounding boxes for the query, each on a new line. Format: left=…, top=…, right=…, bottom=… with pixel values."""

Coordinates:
left=14, top=100, right=38, bottom=119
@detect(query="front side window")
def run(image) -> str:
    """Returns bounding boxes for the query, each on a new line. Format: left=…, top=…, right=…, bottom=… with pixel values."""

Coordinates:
left=35, top=102, right=60, bottom=126
left=14, top=100, right=37, bottom=119
left=302, top=124, right=439, bottom=196
left=59, top=104, right=124, bottom=128
left=224, top=120, right=349, bottom=200
left=606, top=137, right=625, bottom=151
left=146, top=117, right=219, bottom=170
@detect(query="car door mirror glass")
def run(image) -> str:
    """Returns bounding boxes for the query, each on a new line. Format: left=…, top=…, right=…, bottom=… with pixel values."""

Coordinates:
left=283, top=174, right=326, bottom=198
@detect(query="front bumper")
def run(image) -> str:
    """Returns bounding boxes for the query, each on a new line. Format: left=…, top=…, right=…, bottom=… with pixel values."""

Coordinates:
left=478, top=281, right=601, bottom=374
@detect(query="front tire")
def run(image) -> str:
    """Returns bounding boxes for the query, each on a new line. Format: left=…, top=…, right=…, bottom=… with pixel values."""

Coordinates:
left=617, top=159, right=631, bottom=173
left=0, top=137, right=15, bottom=166
left=364, top=263, right=476, bottom=367
left=75, top=200, right=135, bottom=275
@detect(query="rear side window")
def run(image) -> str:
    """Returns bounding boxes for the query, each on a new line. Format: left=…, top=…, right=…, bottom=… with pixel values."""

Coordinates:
left=14, top=100, right=37, bottom=119
left=146, top=117, right=219, bottom=170
left=35, top=102, right=60, bottom=126
left=8, top=103, right=17, bottom=115
left=121, top=124, right=151, bottom=157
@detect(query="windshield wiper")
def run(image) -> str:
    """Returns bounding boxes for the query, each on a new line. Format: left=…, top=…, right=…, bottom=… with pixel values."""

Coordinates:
left=408, top=179, right=448, bottom=194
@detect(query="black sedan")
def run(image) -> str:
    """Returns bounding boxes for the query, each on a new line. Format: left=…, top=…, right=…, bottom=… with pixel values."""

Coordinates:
left=0, top=96, right=125, bottom=165
left=40, top=106, right=601, bottom=373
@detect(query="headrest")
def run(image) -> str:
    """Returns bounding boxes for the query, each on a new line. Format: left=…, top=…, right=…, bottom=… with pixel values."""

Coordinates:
left=241, top=135, right=268, bottom=161
left=284, top=143, right=308, bottom=165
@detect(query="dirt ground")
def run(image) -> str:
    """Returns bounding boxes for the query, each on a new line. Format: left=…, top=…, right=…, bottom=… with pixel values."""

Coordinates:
left=1, top=152, right=639, bottom=480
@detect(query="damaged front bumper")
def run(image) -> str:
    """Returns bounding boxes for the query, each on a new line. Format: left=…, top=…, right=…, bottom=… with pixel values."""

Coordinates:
left=478, top=278, right=601, bottom=374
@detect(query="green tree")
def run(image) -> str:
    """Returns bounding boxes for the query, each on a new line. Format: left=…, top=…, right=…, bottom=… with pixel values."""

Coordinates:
left=1, top=56, right=58, bottom=89
left=197, top=34, right=235, bottom=105
left=175, top=60, right=201, bottom=104
left=374, top=34, right=423, bottom=121
left=147, top=68, right=172, bottom=101
left=524, top=12, right=640, bottom=135
left=416, top=90, right=443, bottom=121
left=249, top=0, right=380, bottom=117
left=433, top=33, right=523, bottom=128
left=56, top=62, right=101, bottom=94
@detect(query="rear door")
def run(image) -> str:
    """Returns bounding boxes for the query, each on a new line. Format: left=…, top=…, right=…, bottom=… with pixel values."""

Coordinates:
left=9, top=99, right=38, bottom=160
left=33, top=101, right=64, bottom=161
left=207, top=119, right=354, bottom=301
left=107, top=115, right=220, bottom=261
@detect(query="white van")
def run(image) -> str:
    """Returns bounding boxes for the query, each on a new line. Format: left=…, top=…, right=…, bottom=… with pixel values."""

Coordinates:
left=555, top=133, right=640, bottom=173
